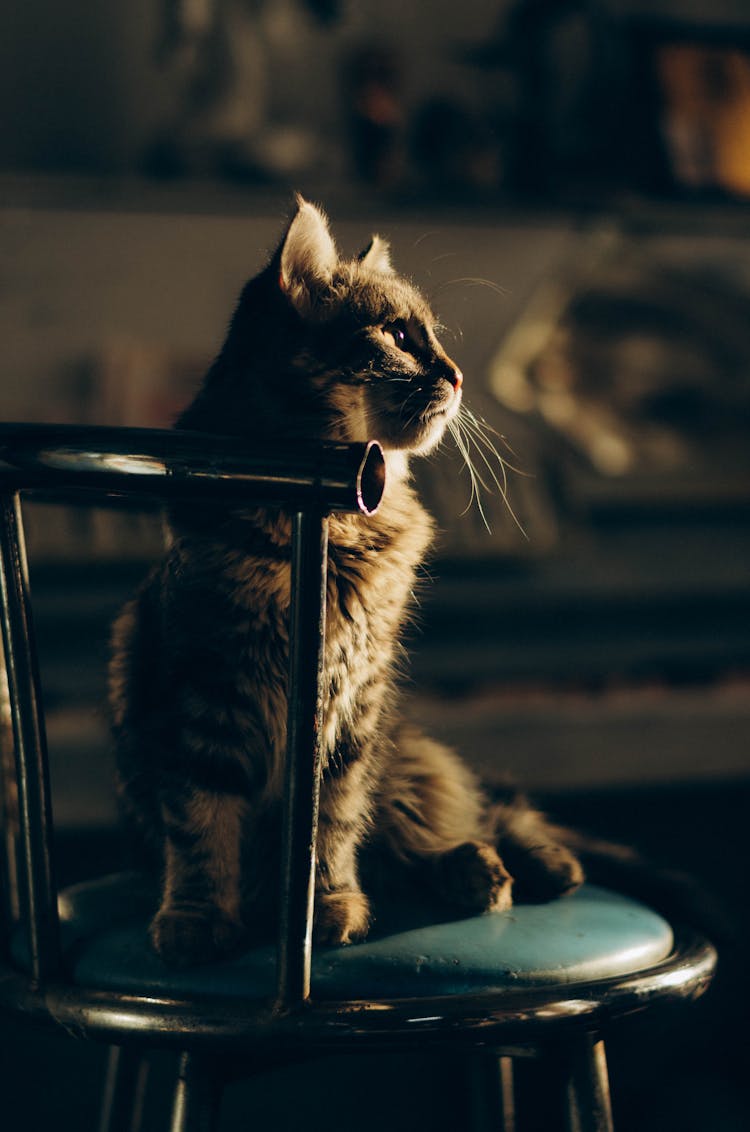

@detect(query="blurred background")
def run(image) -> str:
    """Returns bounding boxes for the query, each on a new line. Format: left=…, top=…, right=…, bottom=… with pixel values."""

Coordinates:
left=1, top=0, right=749, bottom=1129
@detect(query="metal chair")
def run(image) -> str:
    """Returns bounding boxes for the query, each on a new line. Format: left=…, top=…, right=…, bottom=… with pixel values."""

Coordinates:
left=0, top=424, right=716, bottom=1132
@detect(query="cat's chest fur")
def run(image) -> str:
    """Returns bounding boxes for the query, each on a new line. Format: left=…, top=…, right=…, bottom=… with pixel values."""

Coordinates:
left=321, top=483, right=434, bottom=742
left=178, top=479, right=433, bottom=782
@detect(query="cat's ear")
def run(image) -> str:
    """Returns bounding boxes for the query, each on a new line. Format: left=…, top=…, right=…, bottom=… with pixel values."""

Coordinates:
left=358, top=234, right=394, bottom=275
left=277, top=195, right=338, bottom=312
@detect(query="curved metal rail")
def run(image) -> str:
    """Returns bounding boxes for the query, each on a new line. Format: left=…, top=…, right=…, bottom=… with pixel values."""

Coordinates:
left=0, top=424, right=385, bottom=1011
left=0, top=424, right=386, bottom=515
left=0, top=929, right=717, bottom=1051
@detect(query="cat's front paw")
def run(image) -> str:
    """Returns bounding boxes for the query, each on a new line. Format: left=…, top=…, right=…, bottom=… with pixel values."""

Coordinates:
left=435, top=841, right=514, bottom=913
left=314, top=890, right=372, bottom=945
left=150, top=906, right=246, bottom=968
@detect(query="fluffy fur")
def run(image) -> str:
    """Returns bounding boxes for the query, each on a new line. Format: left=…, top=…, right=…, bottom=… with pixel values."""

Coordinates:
left=109, top=197, right=582, bottom=967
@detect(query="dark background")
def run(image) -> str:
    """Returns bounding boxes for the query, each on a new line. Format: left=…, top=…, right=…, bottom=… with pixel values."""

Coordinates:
left=1, top=1, right=749, bottom=1128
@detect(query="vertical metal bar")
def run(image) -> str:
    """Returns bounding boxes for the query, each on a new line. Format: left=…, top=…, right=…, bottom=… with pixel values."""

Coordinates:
left=465, top=1053, right=516, bottom=1132
left=0, top=643, right=21, bottom=951
left=99, top=1046, right=150, bottom=1132
left=499, top=1056, right=516, bottom=1132
left=0, top=492, right=60, bottom=982
left=170, top=1053, right=222, bottom=1132
left=275, top=508, right=329, bottom=1011
left=562, top=1036, right=615, bottom=1132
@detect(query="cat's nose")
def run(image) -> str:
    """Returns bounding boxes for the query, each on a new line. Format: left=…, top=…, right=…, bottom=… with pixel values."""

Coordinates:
left=436, top=348, right=463, bottom=392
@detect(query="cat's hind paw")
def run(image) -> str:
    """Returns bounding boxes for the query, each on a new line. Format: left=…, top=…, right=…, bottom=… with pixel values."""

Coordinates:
left=434, top=841, right=514, bottom=913
left=507, top=842, right=585, bottom=903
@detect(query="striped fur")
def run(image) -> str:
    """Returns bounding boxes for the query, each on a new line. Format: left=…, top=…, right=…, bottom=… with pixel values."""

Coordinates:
left=109, top=198, right=582, bottom=966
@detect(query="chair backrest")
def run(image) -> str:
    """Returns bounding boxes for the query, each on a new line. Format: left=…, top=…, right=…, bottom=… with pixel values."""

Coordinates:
left=0, top=423, right=385, bottom=1009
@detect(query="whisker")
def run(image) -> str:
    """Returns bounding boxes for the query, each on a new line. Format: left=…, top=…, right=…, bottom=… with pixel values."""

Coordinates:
left=449, top=408, right=529, bottom=539
left=448, top=418, right=492, bottom=533
left=462, top=408, right=532, bottom=478
left=412, top=231, right=440, bottom=248
left=436, top=322, right=464, bottom=346
left=401, top=392, right=428, bottom=433
left=461, top=416, right=515, bottom=498
left=447, top=421, right=475, bottom=501
left=455, top=425, right=494, bottom=494
left=461, top=417, right=509, bottom=497
left=435, top=276, right=509, bottom=299
left=464, top=436, right=528, bottom=540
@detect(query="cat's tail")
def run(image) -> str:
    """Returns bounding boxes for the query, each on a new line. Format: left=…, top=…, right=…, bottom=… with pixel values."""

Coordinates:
left=486, top=783, right=728, bottom=943
left=553, top=825, right=731, bottom=945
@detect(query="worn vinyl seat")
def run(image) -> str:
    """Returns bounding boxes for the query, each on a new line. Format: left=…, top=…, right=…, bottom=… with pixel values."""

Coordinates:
left=13, top=874, right=674, bottom=1001
left=0, top=426, right=717, bottom=1132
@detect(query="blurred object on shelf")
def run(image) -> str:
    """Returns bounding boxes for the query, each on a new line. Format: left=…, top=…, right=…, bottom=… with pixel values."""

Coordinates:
left=155, top=0, right=217, bottom=67
left=146, top=0, right=345, bottom=182
left=449, top=0, right=630, bottom=202
left=146, top=0, right=270, bottom=179
left=490, top=223, right=750, bottom=506
left=344, top=44, right=405, bottom=188
left=454, top=5, right=750, bottom=204
left=631, top=18, right=750, bottom=200
left=504, top=0, right=628, bottom=199
left=411, top=99, right=505, bottom=196
left=657, top=43, right=750, bottom=197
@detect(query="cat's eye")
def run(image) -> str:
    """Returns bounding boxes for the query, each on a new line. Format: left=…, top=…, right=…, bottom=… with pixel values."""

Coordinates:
left=382, top=321, right=408, bottom=350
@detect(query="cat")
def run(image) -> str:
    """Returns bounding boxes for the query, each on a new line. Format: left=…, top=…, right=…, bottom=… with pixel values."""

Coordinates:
left=108, top=196, right=583, bottom=968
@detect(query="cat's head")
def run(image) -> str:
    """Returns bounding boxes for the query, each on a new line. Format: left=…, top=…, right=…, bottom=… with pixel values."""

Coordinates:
left=184, top=197, right=463, bottom=458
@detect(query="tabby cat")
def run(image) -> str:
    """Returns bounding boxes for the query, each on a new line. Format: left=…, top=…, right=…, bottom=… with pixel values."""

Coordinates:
left=109, top=197, right=583, bottom=967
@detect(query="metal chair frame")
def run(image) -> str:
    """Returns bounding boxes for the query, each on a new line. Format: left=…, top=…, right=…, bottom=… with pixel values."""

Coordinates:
left=0, top=424, right=716, bottom=1132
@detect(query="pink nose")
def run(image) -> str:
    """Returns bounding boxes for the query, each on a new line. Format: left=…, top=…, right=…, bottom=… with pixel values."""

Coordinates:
left=451, top=368, right=463, bottom=391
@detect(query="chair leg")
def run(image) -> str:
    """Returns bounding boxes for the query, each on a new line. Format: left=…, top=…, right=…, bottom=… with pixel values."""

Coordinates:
left=170, top=1052, right=223, bottom=1132
left=560, top=1036, right=614, bottom=1132
left=99, top=1045, right=149, bottom=1132
left=499, top=1056, right=516, bottom=1132
left=465, top=1053, right=515, bottom=1132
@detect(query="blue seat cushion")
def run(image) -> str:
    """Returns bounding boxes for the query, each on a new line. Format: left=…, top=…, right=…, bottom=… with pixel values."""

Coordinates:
left=14, top=873, right=674, bottom=1000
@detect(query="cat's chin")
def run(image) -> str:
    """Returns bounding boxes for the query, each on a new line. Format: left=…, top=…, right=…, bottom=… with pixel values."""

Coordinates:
left=366, top=405, right=455, bottom=457
left=404, top=410, right=455, bottom=456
